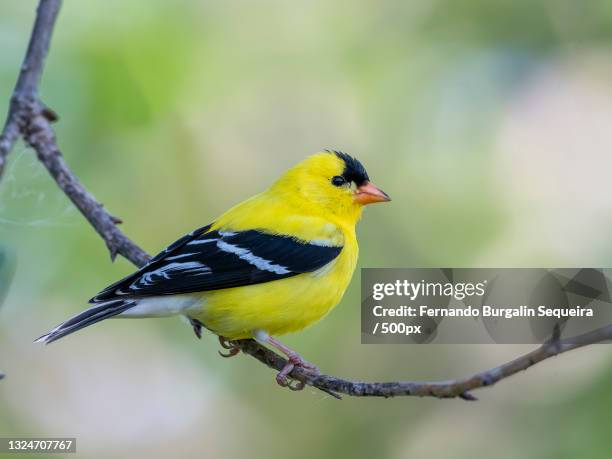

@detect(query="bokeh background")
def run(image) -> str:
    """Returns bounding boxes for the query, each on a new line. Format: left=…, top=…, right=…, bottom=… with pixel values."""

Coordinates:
left=2, top=1, right=612, bottom=458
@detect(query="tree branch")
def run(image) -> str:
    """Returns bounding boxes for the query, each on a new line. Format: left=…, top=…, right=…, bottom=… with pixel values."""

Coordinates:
left=0, top=0, right=149, bottom=265
left=233, top=324, right=612, bottom=399
left=2, top=0, right=611, bottom=399
left=0, top=0, right=61, bottom=177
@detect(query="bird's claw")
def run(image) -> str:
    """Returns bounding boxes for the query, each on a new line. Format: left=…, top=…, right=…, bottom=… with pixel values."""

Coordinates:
left=219, top=336, right=234, bottom=349
left=218, top=348, right=240, bottom=358
left=288, top=353, right=319, bottom=373
left=189, top=318, right=204, bottom=339
left=218, top=336, right=241, bottom=358
left=275, top=353, right=320, bottom=390
left=288, top=379, right=306, bottom=391
left=276, top=371, right=306, bottom=391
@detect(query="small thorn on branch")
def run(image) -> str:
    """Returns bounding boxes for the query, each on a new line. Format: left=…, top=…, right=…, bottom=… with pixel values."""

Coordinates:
left=459, top=391, right=477, bottom=401
left=107, top=243, right=119, bottom=262
left=41, top=105, right=58, bottom=122
left=319, top=387, right=342, bottom=400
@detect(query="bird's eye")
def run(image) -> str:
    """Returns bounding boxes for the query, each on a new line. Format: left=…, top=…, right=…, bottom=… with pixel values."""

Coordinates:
left=331, top=176, right=347, bottom=187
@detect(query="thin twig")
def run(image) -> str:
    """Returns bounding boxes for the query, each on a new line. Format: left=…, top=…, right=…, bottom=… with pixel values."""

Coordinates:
left=0, top=0, right=61, bottom=178
left=1, top=0, right=611, bottom=399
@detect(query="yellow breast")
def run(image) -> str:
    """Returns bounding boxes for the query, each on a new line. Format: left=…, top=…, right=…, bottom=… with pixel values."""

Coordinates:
left=191, top=184, right=361, bottom=339
left=194, top=228, right=358, bottom=340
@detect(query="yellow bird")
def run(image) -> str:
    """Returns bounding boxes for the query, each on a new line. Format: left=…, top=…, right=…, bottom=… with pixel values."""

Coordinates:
left=37, top=151, right=390, bottom=387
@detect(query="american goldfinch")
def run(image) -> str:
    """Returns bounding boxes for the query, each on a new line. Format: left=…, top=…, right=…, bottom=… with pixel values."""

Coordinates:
left=36, top=150, right=390, bottom=387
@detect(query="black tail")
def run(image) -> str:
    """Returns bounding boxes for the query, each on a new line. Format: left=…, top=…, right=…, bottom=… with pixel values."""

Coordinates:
left=35, top=299, right=136, bottom=344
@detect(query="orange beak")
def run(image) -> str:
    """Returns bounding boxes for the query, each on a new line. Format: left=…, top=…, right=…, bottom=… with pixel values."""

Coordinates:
left=354, top=181, right=391, bottom=205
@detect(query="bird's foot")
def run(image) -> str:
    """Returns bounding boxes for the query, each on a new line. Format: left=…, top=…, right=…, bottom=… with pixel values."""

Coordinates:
left=253, top=332, right=319, bottom=390
left=276, top=351, right=320, bottom=390
left=189, top=317, right=204, bottom=339
left=218, top=336, right=240, bottom=358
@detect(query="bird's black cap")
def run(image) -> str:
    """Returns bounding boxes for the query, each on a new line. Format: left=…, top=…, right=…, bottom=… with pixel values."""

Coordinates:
left=326, top=150, right=370, bottom=186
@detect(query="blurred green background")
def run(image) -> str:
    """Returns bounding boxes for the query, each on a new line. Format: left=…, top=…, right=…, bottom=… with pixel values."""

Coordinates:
left=2, top=0, right=612, bottom=458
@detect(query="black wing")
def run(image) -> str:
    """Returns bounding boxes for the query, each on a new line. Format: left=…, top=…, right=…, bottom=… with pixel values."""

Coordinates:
left=91, top=226, right=342, bottom=303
